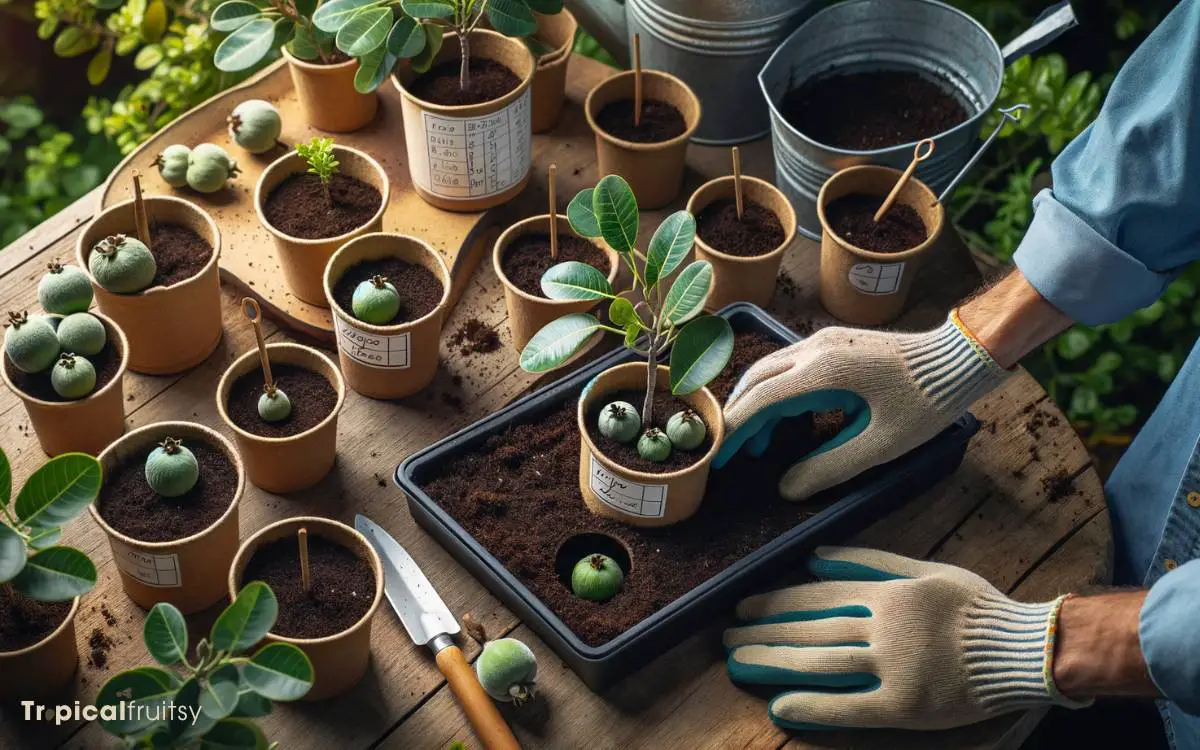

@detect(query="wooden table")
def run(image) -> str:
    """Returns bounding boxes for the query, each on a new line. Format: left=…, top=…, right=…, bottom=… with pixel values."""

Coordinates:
left=0, top=55, right=1109, bottom=750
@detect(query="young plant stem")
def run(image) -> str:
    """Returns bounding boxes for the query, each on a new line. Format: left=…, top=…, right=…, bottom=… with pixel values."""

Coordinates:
left=298, top=527, right=311, bottom=594
left=548, top=163, right=558, bottom=259
left=132, top=170, right=152, bottom=251
left=459, top=30, right=471, bottom=91
left=732, top=146, right=744, bottom=221
left=633, top=34, right=643, bottom=128
left=321, top=177, right=332, bottom=210
left=642, top=332, right=657, bottom=426
left=242, top=298, right=275, bottom=396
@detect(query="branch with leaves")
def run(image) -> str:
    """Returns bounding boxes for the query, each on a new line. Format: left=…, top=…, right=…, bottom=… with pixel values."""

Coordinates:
left=295, top=136, right=340, bottom=206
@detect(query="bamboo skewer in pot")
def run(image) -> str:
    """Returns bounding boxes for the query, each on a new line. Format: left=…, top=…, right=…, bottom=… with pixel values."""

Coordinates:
left=298, top=527, right=311, bottom=594
left=242, top=297, right=292, bottom=422
left=548, top=163, right=558, bottom=259
left=633, top=34, right=643, bottom=128
left=132, top=170, right=152, bottom=250
left=731, top=146, right=744, bottom=221
left=873, top=138, right=936, bottom=222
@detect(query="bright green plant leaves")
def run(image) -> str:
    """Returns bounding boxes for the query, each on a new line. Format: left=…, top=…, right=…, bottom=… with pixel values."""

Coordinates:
left=662, top=261, right=712, bottom=324
left=387, top=16, right=426, bottom=58
left=168, top=678, right=203, bottom=740
left=520, top=313, right=604, bottom=372
left=410, top=23, right=443, bottom=73
left=214, top=17, right=277, bottom=72
left=400, top=0, right=454, bottom=19
left=232, top=689, right=273, bottom=718
left=15, top=452, right=102, bottom=530
left=200, top=664, right=242, bottom=720
left=241, top=643, right=315, bottom=701
left=336, top=6, right=392, bottom=57
left=289, top=24, right=336, bottom=61
left=97, top=667, right=178, bottom=735
left=27, top=526, right=62, bottom=549
left=540, top=261, right=614, bottom=301
left=487, top=0, right=537, bottom=37
left=592, top=175, right=638, bottom=253
left=144, top=602, right=189, bottom=666
left=567, top=188, right=600, bottom=237
left=212, top=581, right=278, bottom=652
left=210, top=1, right=261, bottom=32
left=670, top=315, right=734, bottom=395
left=11, top=546, right=97, bottom=600
left=314, top=0, right=380, bottom=32
left=0, top=522, right=25, bottom=583
left=645, top=210, right=695, bottom=289
left=608, top=297, right=638, bottom=328
left=355, top=46, right=398, bottom=93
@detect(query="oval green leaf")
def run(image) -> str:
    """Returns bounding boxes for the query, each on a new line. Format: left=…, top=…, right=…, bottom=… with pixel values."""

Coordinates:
left=15, top=452, right=102, bottom=530
left=386, top=15, right=425, bottom=58
left=0, top=522, right=26, bottom=584
left=144, top=602, right=188, bottom=666
left=28, top=526, right=61, bottom=550
left=313, top=0, right=380, bottom=32
left=519, top=313, right=604, bottom=373
left=400, top=0, right=454, bottom=19
left=566, top=188, right=600, bottom=237
left=335, top=6, right=391, bottom=57
left=593, top=175, right=638, bottom=253
left=200, top=664, right=241, bottom=720
left=645, top=210, right=695, bottom=289
left=487, top=0, right=537, bottom=37
left=96, top=668, right=177, bottom=735
left=354, top=44, right=397, bottom=93
left=662, top=261, right=712, bottom=324
left=211, top=0, right=264, bottom=32
left=54, top=27, right=96, bottom=58
left=200, top=717, right=268, bottom=750
left=409, top=23, right=443, bottom=73
left=241, top=642, right=315, bottom=701
left=87, top=45, right=112, bottom=85
left=231, top=689, right=272, bottom=718
left=11, top=546, right=96, bottom=601
left=214, top=17, right=277, bottom=72
left=608, top=296, right=637, bottom=328
left=167, top=678, right=202, bottom=740
left=294, top=0, right=317, bottom=18
left=540, top=261, right=614, bottom=301
left=289, top=24, right=335, bottom=61
left=211, top=581, right=278, bottom=652
left=669, top=315, right=734, bottom=395
left=0, top=447, right=11, bottom=506
left=135, top=43, right=165, bottom=70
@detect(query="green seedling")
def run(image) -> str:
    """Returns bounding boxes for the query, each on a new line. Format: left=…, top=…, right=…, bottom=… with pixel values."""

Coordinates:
left=296, top=136, right=340, bottom=207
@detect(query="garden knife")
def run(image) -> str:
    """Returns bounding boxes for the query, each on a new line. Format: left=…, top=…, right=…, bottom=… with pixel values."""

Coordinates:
left=354, top=514, right=520, bottom=750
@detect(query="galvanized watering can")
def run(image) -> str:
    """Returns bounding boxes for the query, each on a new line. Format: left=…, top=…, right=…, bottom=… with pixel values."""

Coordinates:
left=759, top=0, right=1081, bottom=238
left=565, top=0, right=822, bottom=144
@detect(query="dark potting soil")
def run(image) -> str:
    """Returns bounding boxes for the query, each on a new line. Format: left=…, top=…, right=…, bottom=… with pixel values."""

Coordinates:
left=783, top=70, right=969, bottom=151
left=594, top=98, right=687, bottom=143
left=585, top=388, right=714, bottom=474
left=148, top=223, right=213, bottom=287
left=825, top=194, right=928, bottom=253
left=408, top=58, right=521, bottom=106
left=696, top=199, right=787, bottom=258
left=241, top=535, right=375, bottom=639
left=263, top=173, right=382, bottom=240
left=422, top=332, right=847, bottom=645
left=450, top=317, right=502, bottom=356
left=0, top=587, right=71, bottom=652
left=4, top=335, right=121, bottom=403
left=331, top=257, right=443, bottom=325
left=501, top=233, right=610, bottom=297
left=226, top=364, right=338, bottom=438
left=96, top=440, right=237, bottom=543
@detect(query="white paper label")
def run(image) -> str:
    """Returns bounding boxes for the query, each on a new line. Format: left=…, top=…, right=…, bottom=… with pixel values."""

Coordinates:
left=848, top=262, right=905, bottom=295
left=414, top=87, right=532, bottom=200
left=110, top=539, right=182, bottom=588
left=588, top=452, right=668, bottom=519
left=335, top=316, right=411, bottom=369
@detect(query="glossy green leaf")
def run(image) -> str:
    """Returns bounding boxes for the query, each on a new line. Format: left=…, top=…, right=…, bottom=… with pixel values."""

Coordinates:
left=661, top=261, right=712, bottom=324
left=354, top=45, right=398, bottom=93
left=200, top=717, right=269, bottom=749
left=313, top=0, right=380, bottom=32
left=669, top=315, right=734, bottom=395
left=566, top=188, right=600, bottom=237
left=644, top=210, right=695, bottom=289
left=409, top=23, right=443, bottom=73
left=0, top=448, right=10, bottom=506
left=135, top=43, right=165, bottom=70
left=161, top=678, right=202, bottom=740
left=400, top=0, right=454, bottom=19
left=525, top=0, right=562, bottom=12
left=540, top=261, right=614, bottom=301
left=54, top=27, right=96, bottom=58
left=624, top=323, right=640, bottom=348
left=11, top=546, right=96, bottom=601
left=142, top=0, right=168, bottom=42
left=0, top=522, right=25, bottom=584
left=271, top=16, right=296, bottom=48
left=335, top=6, right=392, bottom=57
left=87, top=45, right=112, bottom=85
left=487, top=0, right=537, bottom=37
left=294, top=0, right=318, bottom=18
left=386, top=16, right=425, bottom=58
left=592, top=175, right=638, bottom=253
left=27, top=526, right=61, bottom=549
left=212, top=581, right=278, bottom=652
left=214, top=18, right=277, bottom=72
left=144, top=603, right=188, bottom=666
left=15, top=452, right=101, bottom=530
left=231, top=689, right=272, bottom=718
left=97, top=668, right=178, bottom=735
left=289, top=24, right=335, bottom=61
left=241, top=643, right=315, bottom=701
left=608, top=297, right=637, bottom=328
left=200, top=664, right=241, bottom=720
left=519, top=313, right=604, bottom=373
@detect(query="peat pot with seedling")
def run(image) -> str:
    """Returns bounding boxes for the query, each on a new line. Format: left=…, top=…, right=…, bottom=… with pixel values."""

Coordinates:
left=0, top=449, right=101, bottom=699
left=520, top=175, right=732, bottom=526
left=256, top=137, right=389, bottom=306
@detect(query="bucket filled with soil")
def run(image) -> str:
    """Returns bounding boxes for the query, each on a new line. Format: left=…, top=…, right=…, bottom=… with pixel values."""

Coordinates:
left=323, top=233, right=451, bottom=399
left=217, top=342, right=345, bottom=493
left=529, top=9, right=578, bottom=133
left=585, top=69, right=701, bottom=209
left=229, top=516, right=383, bottom=701
left=687, top=175, right=796, bottom=310
left=91, top=421, right=243, bottom=614
left=0, top=593, right=80, bottom=700
left=2, top=311, right=128, bottom=456
left=256, top=144, right=388, bottom=306
left=817, top=164, right=944, bottom=325
left=75, top=196, right=222, bottom=375
left=283, top=48, right=378, bottom=133
left=393, top=30, right=535, bottom=212
left=494, top=214, right=618, bottom=350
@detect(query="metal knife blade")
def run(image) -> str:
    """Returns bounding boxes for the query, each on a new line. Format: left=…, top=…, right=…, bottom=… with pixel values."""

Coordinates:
left=355, top=514, right=460, bottom=646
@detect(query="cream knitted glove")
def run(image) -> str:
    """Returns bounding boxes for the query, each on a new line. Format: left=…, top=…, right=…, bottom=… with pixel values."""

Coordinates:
left=716, top=312, right=1009, bottom=501
left=724, top=547, right=1089, bottom=731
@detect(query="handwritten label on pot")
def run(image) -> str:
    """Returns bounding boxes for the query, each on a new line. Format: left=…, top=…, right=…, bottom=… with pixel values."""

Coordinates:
left=109, top=539, right=182, bottom=588
left=335, top=316, right=411, bottom=369
left=589, top=453, right=668, bottom=519
left=416, top=88, right=531, bottom=200
left=848, top=262, right=905, bottom=295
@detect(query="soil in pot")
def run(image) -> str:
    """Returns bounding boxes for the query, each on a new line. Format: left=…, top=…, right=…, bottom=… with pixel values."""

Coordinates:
left=226, top=364, right=337, bottom=438
left=263, top=175, right=382, bottom=240
left=0, top=586, right=71, bottom=652
left=450, top=318, right=502, bottom=356
left=422, top=331, right=847, bottom=646
left=4, top=336, right=121, bottom=403
left=585, top=388, right=714, bottom=474
left=96, top=440, right=237, bottom=543
left=331, top=258, right=443, bottom=325
left=696, top=199, right=786, bottom=258
left=147, top=223, right=214, bottom=287
left=501, top=234, right=610, bottom=297
left=408, top=58, right=521, bottom=106
left=825, top=194, right=928, bottom=253
left=782, top=70, right=969, bottom=151
left=241, top=535, right=375, bottom=639
left=595, top=99, right=687, bottom=144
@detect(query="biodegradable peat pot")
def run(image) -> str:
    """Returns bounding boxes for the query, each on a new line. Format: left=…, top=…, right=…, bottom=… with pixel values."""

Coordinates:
left=91, top=422, right=243, bottom=614
left=577, top=362, right=724, bottom=527
left=283, top=48, right=378, bottom=133
left=216, top=343, right=345, bottom=493
left=687, top=175, right=798, bottom=310
left=76, top=197, right=222, bottom=375
left=817, top=165, right=945, bottom=326
left=393, top=30, right=535, bottom=212
left=229, top=516, right=383, bottom=701
left=0, top=596, right=79, bottom=700
left=256, top=145, right=389, bottom=307
left=324, top=233, right=451, bottom=399
left=2, top=313, right=128, bottom=456
left=494, top=214, right=618, bottom=350
left=585, top=70, right=701, bottom=210
left=530, top=9, right=578, bottom=133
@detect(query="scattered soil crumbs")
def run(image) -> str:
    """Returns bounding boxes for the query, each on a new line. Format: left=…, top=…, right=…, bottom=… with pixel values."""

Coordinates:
left=696, top=199, right=786, bottom=257
left=148, top=223, right=213, bottom=287
left=595, top=98, right=687, bottom=143
left=226, top=364, right=338, bottom=438
left=408, top=58, right=520, bottom=106
left=825, top=194, right=928, bottom=253
left=500, top=233, right=610, bottom=297
left=450, top=318, right=502, bottom=356
left=331, top=257, right=444, bottom=325
left=87, top=628, right=114, bottom=670
left=263, top=173, right=382, bottom=240
left=1042, top=471, right=1077, bottom=503
left=0, top=588, right=70, bottom=652
left=585, top=389, right=713, bottom=474
left=100, top=604, right=118, bottom=627
left=5, top=322, right=122, bottom=402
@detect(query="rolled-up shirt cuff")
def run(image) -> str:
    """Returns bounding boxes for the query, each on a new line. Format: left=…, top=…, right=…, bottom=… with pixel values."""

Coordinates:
left=1013, top=190, right=1176, bottom=326
left=1140, top=559, right=1200, bottom=715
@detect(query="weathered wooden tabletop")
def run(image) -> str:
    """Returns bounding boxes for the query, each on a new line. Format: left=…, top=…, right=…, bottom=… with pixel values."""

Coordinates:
left=0, top=55, right=1109, bottom=750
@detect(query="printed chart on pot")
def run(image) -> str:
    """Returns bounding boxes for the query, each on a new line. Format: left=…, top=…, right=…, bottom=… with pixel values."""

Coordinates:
left=415, top=90, right=532, bottom=200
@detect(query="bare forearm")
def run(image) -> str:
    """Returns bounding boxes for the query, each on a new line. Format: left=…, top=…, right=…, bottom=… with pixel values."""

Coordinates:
left=957, top=269, right=1074, bottom=369
left=1052, top=591, right=1159, bottom=700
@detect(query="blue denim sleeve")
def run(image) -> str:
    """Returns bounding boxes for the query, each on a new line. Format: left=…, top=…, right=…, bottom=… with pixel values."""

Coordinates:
left=1013, top=0, right=1200, bottom=326
left=1140, top=558, right=1200, bottom=714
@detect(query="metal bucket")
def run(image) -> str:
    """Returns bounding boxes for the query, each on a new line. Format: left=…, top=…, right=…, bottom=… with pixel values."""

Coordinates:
left=759, top=0, right=1077, bottom=237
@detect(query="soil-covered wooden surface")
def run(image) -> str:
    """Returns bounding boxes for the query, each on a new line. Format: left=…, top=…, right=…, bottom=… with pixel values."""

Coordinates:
left=0, top=55, right=1109, bottom=750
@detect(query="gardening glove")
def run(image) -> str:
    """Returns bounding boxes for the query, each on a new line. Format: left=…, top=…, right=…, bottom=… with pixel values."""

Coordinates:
left=724, top=546, right=1088, bottom=732
left=716, top=311, right=1009, bottom=500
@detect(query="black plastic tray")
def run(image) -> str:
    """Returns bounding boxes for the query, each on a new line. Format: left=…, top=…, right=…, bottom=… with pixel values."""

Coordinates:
left=396, top=303, right=979, bottom=690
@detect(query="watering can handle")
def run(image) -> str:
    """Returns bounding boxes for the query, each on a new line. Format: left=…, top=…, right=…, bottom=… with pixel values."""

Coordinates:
left=1000, top=0, right=1080, bottom=65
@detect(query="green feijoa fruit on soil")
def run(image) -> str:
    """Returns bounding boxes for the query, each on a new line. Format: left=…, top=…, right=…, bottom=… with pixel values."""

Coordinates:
left=571, top=553, right=624, bottom=601
left=257, top=388, right=292, bottom=422
left=187, top=143, right=239, bottom=193
left=38, top=261, right=94, bottom=314
left=145, top=437, right=200, bottom=497
left=637, top=428, right=671, bottom=462
left=154, top=144, right=192, bottom=188
left=597, top=401, right=640, bottom=443
left=4, top=311, right=60, bottom=373
left=228, top=99, right=282, bottom=154
left=89, top=234, right=157, bottom=294
left=352, top=275, right=400, bottom=324
left=56, top=312, right=107, bottom=356
left=50, top=353, right=97, bottom=399
left=475, top=638, right=537, bottom=704
left=666, top=409, right=706, bottom=451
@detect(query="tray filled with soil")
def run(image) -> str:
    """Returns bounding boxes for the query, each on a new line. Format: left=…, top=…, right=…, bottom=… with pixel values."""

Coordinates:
left=396, top=302, right=978, bottom=689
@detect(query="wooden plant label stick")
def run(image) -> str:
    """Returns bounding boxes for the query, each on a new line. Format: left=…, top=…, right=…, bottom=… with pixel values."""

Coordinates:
left=548, top=163, right=558, bottom=259
left=732, top=146, right=744, bottom=221
left=297, top=527, right=311, bottom=594
left=131, top=170, right=151, bottom=249
left=633, top=34, right=643, bottom=128
left=874, top=138, right=935, bottom=223
left=242, top=297, right=275, bottom=395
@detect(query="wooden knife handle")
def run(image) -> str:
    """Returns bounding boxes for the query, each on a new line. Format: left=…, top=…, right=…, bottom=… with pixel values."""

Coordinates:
left=436, top=644, right=521, bottom=750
